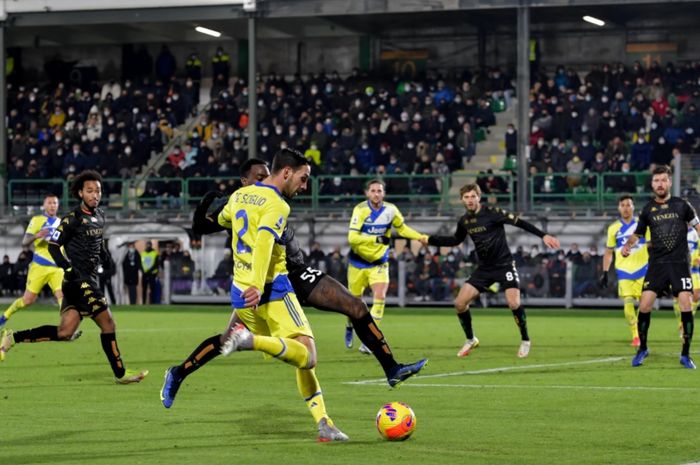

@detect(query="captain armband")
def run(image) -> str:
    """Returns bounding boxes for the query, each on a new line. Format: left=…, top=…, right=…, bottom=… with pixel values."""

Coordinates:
left=690, top=217, right=700, bottom=227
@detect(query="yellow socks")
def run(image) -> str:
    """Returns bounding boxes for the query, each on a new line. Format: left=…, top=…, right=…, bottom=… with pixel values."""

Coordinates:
left=623, top=298, right=639, bottom=339
left=4, top=298, right=26, bottom=320
left=252, top=335, right=310, bottom=368
left=674, top=300, right=682, bottom=328
left=370, top=299, right=385, bottom=324
left=297, top=368, right=328, bottom=424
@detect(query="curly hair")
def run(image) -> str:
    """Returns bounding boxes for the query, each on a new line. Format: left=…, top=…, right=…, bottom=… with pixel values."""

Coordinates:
left=70, top=170, right=103, bottom=200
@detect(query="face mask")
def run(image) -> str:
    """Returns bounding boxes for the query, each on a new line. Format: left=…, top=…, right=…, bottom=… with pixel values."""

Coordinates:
left=602, top=96, right=609, bottom=103
left=125, top=147, right=132, bottom=154
left=582, top=141, right=589, bottom=147
left=609, top=121, right=616, bottom=128
left=659, top=138, right=665, bottom=144
left=507, top=128, right=514, bottom=134
left=572, top=112, right=578, bottom=118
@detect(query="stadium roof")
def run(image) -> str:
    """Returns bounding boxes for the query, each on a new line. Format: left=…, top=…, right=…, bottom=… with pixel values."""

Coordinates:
left=4, top=1, right=700, bottom=46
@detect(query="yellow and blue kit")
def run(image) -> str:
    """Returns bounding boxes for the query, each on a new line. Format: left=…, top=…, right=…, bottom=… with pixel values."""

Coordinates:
left=606, top=217, right=649, bottom=297
left=688, top=227, right=700, bottom=289
left=25, top=214, right=63, bottom=293
left=347, top=200, right=424, bottom=268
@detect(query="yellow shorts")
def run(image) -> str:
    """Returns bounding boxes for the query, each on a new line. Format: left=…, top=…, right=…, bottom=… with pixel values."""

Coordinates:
left=618, top=278, right=643, bottom=300
left=693, top=273, right=700, bottom=291
left=347, top=263, right=390, bottom=296
left=236, top=293, right=313, bottom=339
left=26, top=263, right=64, bottom=295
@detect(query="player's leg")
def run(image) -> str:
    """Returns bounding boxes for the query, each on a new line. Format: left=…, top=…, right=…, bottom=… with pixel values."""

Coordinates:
left=368, top=264, right=390, bottom=325
left=305, top=273, right=426, bottom=386
left=674, top=269, right=695, bottom=368
left=92, top=300, right=148, bottom=383
left=344, top=264, right=369, bottom=348
left=504, top=287, right=531, bottom=358
left=224, top=296, right=348, bottom=440
left=162, top=311, right=241, bottom=408
left=619, top=279, right=641, bottom=346
left=632, top=289, right=657, bottom=366
left=0, top=264, right=47, bottom=327
left=1, top=302, right=82, bottom=361
left=454, top=282, right=481, bottom=356
left=356, top=266, right=389, bottom=354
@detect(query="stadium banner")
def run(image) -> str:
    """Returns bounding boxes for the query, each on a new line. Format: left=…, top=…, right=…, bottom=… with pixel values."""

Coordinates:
left=625, top=42, right=677, bottom=68
left=379, top=50, right=428, bottom=79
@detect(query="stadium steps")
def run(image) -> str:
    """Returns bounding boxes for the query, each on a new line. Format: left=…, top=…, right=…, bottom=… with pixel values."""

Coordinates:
left=448, top=100, right=516, bottom=200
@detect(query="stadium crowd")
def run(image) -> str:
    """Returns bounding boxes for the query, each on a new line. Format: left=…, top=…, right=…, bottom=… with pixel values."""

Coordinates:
left=523, top=60, right=700, bottom=194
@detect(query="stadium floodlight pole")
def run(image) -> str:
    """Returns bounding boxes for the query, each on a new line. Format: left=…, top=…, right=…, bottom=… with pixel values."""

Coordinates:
left=0, top=23, right=6, bottom=208
left=674, top=153, right=681, bottom=197
left=247, top=15, right=257, bottom=160
left=516, top=3, right=530, bottom=213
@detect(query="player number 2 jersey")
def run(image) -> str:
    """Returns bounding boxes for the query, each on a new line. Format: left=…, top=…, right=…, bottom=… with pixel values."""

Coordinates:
left=218, top=182, right=289, bottom=292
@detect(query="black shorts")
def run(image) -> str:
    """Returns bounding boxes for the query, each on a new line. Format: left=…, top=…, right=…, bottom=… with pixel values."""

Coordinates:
left=643, top=261, right=692, bottom=297
left=61, top=278, right=108, bottom=319
left=467, top=262, right=520, bottom=293
left=288, top=266, right=326, bottom=305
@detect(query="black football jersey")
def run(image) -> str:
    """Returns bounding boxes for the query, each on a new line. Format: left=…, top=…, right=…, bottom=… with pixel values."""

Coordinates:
left=429, top=206, right=545, bottom=267
left=635, top=196, right=697, bottom=264
left=50, top=205, right=106, bottom=279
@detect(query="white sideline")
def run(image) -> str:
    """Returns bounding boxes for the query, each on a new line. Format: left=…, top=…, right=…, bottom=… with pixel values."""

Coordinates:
left=391, top=383, right=700, bottom=392
left=345, top=356, right=627, bottom=386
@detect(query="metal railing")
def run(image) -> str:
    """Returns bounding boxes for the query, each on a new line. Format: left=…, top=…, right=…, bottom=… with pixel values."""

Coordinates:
left=8, top=173, right=517, bottom=216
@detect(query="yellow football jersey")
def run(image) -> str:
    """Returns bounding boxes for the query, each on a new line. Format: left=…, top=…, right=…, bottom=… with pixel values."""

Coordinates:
left=688, top=227, right=699, bottom=274
left=606, top=217, right=649, bottom=280
left=218, top=182, right=290, bottom=306
left=26, top=214, right=61, bottom=267
left=347, top=200, right=424, bottom=268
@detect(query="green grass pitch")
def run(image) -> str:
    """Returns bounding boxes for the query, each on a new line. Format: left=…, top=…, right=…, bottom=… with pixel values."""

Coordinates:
left=1, top=305, right=698, bottom=465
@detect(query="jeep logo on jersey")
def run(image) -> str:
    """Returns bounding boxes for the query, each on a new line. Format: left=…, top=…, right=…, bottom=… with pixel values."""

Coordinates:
left=365, top=226, right=388, bottom=235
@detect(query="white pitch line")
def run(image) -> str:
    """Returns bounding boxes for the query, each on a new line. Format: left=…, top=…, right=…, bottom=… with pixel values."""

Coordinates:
left=394, top=383, right=700, bottom=392
left=344, top=356, right=627, bottom=386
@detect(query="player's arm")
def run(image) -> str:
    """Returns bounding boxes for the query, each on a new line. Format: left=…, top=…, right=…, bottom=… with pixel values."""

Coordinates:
left=22, top=217, right=48, bottom=246
left=47, top=216, right=76, bottom=272
left=621, top=234, right=640, bottom=257
left=600, top=225, right=616, bottom=288
left=623, top=210, right=648, bottom=256
left=684, top=200, right=700, bottom=237
left=348, top=208, right=386, bottom=246
left=501, top=208, right=560, bottom=249
left=249, top=203, right=289, bottom=306
left=392, top=208, right=428, bottom=242
left=427, top=220, right=468, bottom=247
left=193, top=191, right=227, bottom=235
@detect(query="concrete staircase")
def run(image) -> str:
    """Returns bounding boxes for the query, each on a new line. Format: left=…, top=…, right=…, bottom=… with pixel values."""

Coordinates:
left=448, top=100, right=517, bottom=199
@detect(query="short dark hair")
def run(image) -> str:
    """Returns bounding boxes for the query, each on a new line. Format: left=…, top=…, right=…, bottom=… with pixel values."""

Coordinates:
left=70, top=170, right=103, bottom=200
left=43, top=193, right=59, bottom=200
left=366, top=179, right=385, bottom=190
left=270, top=148, right=309, bottom=174
left=618, top=194, right=634, bottom=203
left=240, top=158, right=268, bottom=178
left=460, top=183, right=481, bottom=197
left=652, top=165, right=672, bottom=177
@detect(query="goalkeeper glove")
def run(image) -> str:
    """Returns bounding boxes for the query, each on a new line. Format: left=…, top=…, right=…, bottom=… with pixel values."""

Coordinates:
left=598, top=270, right=608, bottom=289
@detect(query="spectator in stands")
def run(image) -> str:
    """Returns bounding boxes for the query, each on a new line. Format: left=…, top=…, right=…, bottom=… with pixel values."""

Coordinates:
left=155, top=46, right=177, bottom=83
left=207, top=249, right=233, bottom=295
left=630, top=135, right=653, bottom=171
left=307, top=242, right=326, bottom=272
left=414, top=253, right=445, bottom=301
left=566, top=243, right=583, bottom=264
left=0, top=255, right=13, bottom=296
left=548, top=251, right=567, bottom=297
left=172, top=250, right=195, bottom=295
left=122, top=242, right=141, bottom=305
left=573, top=252, right=598, bottom=297
left=212, top=46, right=231, bottom=84
left=326, top=248, right=347, bottom=286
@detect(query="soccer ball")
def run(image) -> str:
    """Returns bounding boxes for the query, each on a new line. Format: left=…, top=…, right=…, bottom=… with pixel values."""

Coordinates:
left=375, top=401, right=416, bottom=441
